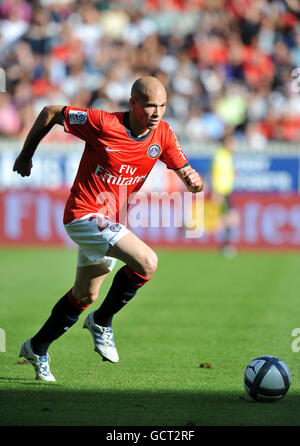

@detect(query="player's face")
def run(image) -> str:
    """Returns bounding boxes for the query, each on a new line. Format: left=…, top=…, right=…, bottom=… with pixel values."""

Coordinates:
left=131, top=90, right=167, bottom=131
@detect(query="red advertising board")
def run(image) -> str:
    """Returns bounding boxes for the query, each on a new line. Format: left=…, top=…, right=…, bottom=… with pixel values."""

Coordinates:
left=199, top=193, right=300, bottom=250
left=1, top=190, right=300, bottom=250
left=0, top=189, right=71, bottom=246
left=230, top=193, right=300, bottom=249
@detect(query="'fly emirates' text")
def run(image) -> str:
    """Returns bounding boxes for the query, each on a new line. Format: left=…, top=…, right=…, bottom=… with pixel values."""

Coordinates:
left=95, top=164, right=147, bottom=186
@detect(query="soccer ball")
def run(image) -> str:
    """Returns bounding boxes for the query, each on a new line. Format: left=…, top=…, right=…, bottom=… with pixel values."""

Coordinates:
left=244, top=356, right=291, bottom=402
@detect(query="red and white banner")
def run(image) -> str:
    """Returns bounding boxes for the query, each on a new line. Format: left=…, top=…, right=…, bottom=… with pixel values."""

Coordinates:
left=0, top=189, right=71, bottom=246
left=229, top=193, right=300, bottom=249
left=1, top=190, right=300, bottom=250
left=199, top=193, right=300, bottom=250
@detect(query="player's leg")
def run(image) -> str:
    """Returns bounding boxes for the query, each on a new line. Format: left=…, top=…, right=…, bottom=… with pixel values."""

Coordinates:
left=72, top=262, right=110, bottom=304
left=84, top=231, right=157, bottom=362
left=63, top=215, right=157, bottom=362
left=20, top=262, right=109, bottom=381
left=91, top=231, right=157, bottom=327
left=220, top=195, right=240, bottom=257
left=106, top=230, right=158, bottom=278
left=29, top=262, right=109, bottom=356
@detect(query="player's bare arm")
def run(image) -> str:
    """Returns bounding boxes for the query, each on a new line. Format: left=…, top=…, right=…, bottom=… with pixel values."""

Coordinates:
left=176, top=165, right=204, bottom=193
left=13, top=105, right=64, bottom=177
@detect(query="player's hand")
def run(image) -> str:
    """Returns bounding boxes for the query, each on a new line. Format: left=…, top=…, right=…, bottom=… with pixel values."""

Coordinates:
left=182, top=166, right=204, bottom=193
left=13, top=154, right=33, bottom=177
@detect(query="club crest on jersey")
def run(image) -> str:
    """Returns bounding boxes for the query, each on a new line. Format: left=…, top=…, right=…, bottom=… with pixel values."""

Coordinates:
left=110, top=223, right=121, bottom=232
left=147, top=144, right=161, bottom=159
left=69, top=110, right=87, bottom=124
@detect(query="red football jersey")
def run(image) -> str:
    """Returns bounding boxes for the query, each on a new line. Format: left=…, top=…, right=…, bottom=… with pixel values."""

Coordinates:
left=62, top=106, right=189, bottom=224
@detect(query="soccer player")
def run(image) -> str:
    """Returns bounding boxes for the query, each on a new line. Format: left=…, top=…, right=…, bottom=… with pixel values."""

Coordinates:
left=13, top=76, right=203, bottom=381
left=211, top=132, right=239, bottom=257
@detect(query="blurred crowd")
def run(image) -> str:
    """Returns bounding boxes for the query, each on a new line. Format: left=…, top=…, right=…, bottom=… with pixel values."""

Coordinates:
left=1, top=0, right=300, bottom=147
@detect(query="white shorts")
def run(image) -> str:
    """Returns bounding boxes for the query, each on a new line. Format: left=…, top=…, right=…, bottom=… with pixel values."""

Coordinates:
left=64, top=213, right=129, bottom=270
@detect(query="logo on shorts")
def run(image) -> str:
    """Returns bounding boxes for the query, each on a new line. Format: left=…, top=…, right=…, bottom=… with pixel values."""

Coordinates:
left=110, top=223, right=121, bottom=232
left=147, top=144, right=161, bottom=159
left=69, top=110, right=88, bottom=124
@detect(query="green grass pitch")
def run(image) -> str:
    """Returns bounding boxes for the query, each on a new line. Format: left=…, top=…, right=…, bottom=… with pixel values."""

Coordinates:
left=0, top=246, right=300, bottom=426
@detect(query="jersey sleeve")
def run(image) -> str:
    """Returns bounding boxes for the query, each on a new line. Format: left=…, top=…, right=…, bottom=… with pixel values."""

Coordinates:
left=62, top=106, right=103, bottom=142
left=159, top=123, right=189, bottom=170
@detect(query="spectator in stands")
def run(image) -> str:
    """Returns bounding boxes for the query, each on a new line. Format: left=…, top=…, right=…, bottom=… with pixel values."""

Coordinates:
left=1, top=0, right=300, bottom=147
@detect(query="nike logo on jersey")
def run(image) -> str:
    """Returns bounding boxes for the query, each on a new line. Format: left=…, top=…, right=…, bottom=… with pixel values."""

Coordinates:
left=105, top=146, right=122, bottom=152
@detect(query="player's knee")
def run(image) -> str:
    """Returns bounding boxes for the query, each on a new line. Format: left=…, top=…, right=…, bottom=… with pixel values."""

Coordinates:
left=86, top=293, right=98, bottom=304
left=141, top=251, right=158, bottom=278
left=72, top=288, right=98, bottom=304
